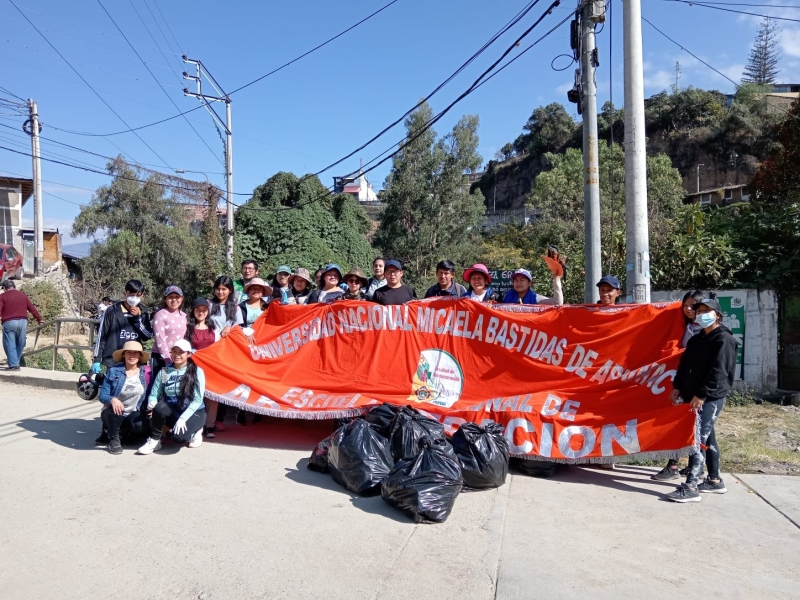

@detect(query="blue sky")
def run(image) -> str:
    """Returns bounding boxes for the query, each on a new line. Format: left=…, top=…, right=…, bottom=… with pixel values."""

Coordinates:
left=1, top=0, right=797, bottom=244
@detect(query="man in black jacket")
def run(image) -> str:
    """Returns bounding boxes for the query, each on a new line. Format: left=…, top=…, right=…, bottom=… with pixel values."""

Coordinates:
left=666, top=297, right=737, bottom=503
left=92, top=280, right=153, bottom=372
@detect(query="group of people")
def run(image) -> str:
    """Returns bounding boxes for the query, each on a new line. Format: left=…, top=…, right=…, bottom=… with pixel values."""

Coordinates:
left=87, top=256, right=737, bottom=506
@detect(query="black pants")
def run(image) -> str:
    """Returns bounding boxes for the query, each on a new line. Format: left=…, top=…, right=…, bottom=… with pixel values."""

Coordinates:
left=150, top=353, right=168, bottom=381
left=100, top=406, right=148, bottom=440
left=686, top=397, right=725, bottom=486
left=149, top=400, right=205, bottom=444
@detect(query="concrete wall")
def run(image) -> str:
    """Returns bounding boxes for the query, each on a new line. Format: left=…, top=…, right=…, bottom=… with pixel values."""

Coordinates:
left=652, top=289, right=779, bottom=393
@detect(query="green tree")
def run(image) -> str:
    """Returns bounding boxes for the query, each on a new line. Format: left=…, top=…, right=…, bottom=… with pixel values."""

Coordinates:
left=495, top=142, right=515, bottom=162
left=512, top=103, right=577, bottom=156
left=235, top=171, right=373, bottom=274
left=374, top=101, right=485, bottom=289
left=742, top=18, right=781, bottom=85
left=72, top=157, right=207, bottom=301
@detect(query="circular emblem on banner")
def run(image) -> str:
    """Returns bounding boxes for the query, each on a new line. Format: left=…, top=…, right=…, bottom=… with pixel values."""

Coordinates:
left=408, top=349, right=464, bottom=408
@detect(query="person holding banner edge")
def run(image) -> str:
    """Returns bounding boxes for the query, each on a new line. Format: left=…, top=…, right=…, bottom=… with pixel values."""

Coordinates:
left=665, top=296, right=737, bottom=503
left=502, top=268, right=563, bottom=305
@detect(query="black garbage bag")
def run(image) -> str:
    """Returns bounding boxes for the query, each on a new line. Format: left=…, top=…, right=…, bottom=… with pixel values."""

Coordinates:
left=451, top=422, right=510, bottom=489
left=328, top=419, right=394, bottom=496
left=381, top=437, right=463, bottom=523
left=389, top=406, right=445, bottom=461
left=365, top=403, right=400, bottom=438
left=307, top=435, right=332, bottom=473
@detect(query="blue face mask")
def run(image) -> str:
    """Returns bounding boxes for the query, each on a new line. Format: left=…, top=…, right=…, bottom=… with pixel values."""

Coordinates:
left=695, top=311, right=717, bottom=328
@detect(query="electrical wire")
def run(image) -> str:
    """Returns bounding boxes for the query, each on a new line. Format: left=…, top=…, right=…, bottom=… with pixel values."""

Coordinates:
left=659, top=0, right=800, bottom=22
left=675, top=1, right=800, bottom=6
left=151, top=0, right=185, bottom=57
left=8, top=0, right=171, bottom=168
left=140, top=0, right=186, bottom=71
left=126, top=0, right=185, bottom=85
left=0, top=84, right=27, bottom=102
left=96, top=0, right=224, bottom=166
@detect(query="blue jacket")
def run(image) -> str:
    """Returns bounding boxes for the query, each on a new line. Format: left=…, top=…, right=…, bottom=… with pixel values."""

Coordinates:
left=502, top=288, right=538, bottom=305
left=98, top=364, right=152, bottom=410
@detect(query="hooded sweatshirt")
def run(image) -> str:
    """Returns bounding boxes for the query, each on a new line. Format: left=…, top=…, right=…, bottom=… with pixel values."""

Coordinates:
left=673, top=325, right=738, bottom=401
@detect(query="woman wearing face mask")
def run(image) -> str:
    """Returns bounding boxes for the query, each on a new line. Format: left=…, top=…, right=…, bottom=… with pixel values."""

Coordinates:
left=92, top=279, right=153, bottom=373
left=651, top=289, right=708, bottom=482
left=461, top=264, right=498, bottom=303
left=307, top=264, right=346, bottom=304
left=665, top=296, right=737, bottom=503
left=150, top=285, right=187, bottom=377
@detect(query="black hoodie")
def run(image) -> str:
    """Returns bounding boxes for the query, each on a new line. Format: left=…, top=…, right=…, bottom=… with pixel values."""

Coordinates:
left=93, top=301, right=153, bottom=364
left=673, top=325, right=738, bottom=401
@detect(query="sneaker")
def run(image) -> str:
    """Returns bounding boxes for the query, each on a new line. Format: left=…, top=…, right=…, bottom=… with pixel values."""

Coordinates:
left=252, top=414, right=263, bottom=425
left=204, top=426, right=216, bottom=439
left=188, top=429, right=203, bottom=448
left=236, top=411, right=247, bottom=426
left=517, top=460, right=559, bottom=478
left=107, top=438, right=123, bottom=455
left=95, top=431, right=109, bottom=446
left=598, top=462, right=615, bottom=470
left=137, top=437, right=162, bottom=455
left=698, top=477, right=728, bottom=494
left=651, top=464, right=680, bottom=481
left=666, top=483, right=701, bottom=503
left=679, top=466, right=689, bottom=476
left=215, top=422, right=227, bottom=432
left=6, top=365, right=20, bottom=371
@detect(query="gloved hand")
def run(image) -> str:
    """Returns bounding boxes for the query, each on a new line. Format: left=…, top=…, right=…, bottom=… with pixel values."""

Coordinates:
left=172, top=418, right=187, bottom=436
left=91, top=362, right=102, bottom=374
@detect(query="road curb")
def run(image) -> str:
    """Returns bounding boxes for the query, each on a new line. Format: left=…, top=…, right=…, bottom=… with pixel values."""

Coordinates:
left=0, top=372, right=76, bottom=391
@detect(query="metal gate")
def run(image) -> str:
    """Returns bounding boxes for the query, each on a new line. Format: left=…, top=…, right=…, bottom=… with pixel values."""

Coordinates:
left=21, top=234, right=34, bottom=275
left=780, top=292, right=800, bottom=390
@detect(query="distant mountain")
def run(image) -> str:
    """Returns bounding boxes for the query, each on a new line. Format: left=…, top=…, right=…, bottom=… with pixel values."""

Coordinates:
left=62, top=242, right=92, bottom=259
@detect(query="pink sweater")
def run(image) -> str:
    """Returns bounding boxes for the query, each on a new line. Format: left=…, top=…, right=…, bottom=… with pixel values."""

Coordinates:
left=151, top=308, right=187, bottom=361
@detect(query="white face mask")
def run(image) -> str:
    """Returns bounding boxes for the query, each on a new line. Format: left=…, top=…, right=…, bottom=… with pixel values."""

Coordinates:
left=126, top=296, right=142, bottom=308
left=695, top=311, right=716, bottom=328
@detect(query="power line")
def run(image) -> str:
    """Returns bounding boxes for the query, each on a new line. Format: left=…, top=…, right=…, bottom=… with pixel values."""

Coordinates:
left=127, top=0, right=186, bottom=85
left=659, top=0, right=800, bottom=21
left=676, top=1, right=800, bottom=6
left=8, top=0, right=172, bottom=168
left=0, top=84, right=26, bottom=102
left=96, top=0, right=224, bottom=165
left=150, top=0, right=185, bottom=57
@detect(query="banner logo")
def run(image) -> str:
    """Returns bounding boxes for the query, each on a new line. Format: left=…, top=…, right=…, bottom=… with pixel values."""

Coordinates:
left=409, top=349, right=464, bottom=408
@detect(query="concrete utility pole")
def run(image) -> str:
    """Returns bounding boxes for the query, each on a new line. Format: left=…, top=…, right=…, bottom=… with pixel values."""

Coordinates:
left=579, top=0, right=605, bottom=303
left=622, top=0, right=650, bottom=303
left=182, top=57, right=234, bottom=270
left=696, top=163, right=704, bottom=193
left=25, top=100, right=43, bottom=277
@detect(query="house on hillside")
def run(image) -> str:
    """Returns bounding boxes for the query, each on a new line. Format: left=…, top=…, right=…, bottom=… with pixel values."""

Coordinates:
left=685, top=184, right=750, bottom=207
left=18, top=227, right=62, bottom=272
left=725, top=83, right=800, bottom=113
left=333, top=171, right=379, bottom=203
left=0, top=176, right=33, bottom=253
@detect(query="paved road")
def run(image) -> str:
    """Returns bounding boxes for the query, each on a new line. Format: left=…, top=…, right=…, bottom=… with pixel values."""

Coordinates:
left=1, top=384, right=798, bottom=599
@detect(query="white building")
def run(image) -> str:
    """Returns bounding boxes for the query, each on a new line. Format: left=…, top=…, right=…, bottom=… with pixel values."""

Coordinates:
left=0, top=176, right=33, bottom=252
left=334, top=171, right=379, bottom=203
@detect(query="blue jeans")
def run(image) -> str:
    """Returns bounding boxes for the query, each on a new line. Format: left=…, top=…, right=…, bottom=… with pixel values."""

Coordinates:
left=686, top=397, right=725, bottom=486
left=2, top=319, right=27, bottom=368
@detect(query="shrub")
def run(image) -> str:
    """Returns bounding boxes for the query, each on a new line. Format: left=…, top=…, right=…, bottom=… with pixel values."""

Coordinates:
left=19, top=281, right=63, bottom=327
left=70, top=348, right=90, bottom=373
left=23, top=351, right=70, bottom=371
left=727, top=385, right=757, bottom=407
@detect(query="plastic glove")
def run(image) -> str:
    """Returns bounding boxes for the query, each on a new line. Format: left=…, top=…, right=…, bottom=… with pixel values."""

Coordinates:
left=172, top=418, right=187, bottom=436
left=91, top=362, right=102, bottom=374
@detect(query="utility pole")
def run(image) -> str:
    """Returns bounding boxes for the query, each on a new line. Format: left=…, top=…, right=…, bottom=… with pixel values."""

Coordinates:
left=182, top=57, right=234, bottom=270
left=24, top=100, right=43, bottom=277
left=672, top=61, right=681, bottom=94
left=622, top=0, right=650, bottom=304
left=577, top=0, right=605, bottom=303
left=696, top=163, right=704, bottom=193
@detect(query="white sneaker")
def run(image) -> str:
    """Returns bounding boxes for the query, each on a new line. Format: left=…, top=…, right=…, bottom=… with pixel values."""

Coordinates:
left=188, top=429, right=203, bottom=448
left=137, top=437, right=162, bottom=455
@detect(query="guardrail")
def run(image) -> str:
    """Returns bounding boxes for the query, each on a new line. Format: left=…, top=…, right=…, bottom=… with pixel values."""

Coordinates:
left=21, top=317, right=99, bottom=370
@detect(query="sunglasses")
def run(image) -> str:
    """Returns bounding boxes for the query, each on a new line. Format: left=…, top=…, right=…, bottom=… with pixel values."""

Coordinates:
left=346, top=278, right=361, bottom=284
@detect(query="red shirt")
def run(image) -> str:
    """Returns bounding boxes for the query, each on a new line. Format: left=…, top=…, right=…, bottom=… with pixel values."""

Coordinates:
left=191, top=328, right=216, bottom=351
left=0, top=289, right=42, bottom=323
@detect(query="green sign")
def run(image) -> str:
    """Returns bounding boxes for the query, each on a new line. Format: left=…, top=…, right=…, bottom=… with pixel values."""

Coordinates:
left=714, top=290, right=746, bottom=380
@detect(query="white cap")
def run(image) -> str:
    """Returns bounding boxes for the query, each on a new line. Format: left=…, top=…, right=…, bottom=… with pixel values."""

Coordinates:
left=171, top=339, right=192, bottom=353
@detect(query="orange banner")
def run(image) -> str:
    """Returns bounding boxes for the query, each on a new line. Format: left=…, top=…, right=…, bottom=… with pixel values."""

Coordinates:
left=193, top=299, right=697, bottom=462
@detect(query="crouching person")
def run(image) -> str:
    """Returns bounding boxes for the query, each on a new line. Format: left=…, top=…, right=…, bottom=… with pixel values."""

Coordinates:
left=138, top=339, right=206, bottom=455
left=98, top=341, right=152, bottom=455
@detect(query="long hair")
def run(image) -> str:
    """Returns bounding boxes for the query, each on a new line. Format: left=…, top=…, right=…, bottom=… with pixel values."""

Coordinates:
left=211, top=275, right=238, bottom=323
left=185, top=304, right=216, bottom=343
left=178, top=357, right=201, bottom=403
left=682, top=290, right=705, bottom=324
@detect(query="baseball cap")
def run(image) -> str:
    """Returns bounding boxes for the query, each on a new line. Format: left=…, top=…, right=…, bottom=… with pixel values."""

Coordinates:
left=171, top=339, right=192, bottom=353
left=163, top=284, right=184, bottom=297
left=192, top=297, right=212, bottom=310
left=696, top=297, right=722, bottom=313
left=384, top=259, right=403, bottom=271
left=596, top=275, right=621, bottom=290
left=275, top=265, right=292, bottom=275
left=511, top=268, right=532, bottom=282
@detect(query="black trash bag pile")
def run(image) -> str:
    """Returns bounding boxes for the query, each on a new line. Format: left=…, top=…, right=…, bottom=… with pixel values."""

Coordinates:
left=451, top=422, right=510, bottom=490
left=389, top=406, right=446, bottom=461
left=381, top=436, right=464, bottom=523
left=307, top=435, right=332, bottom=473
left=327, top=418, right=394, bottom=496
left=364, top=403, right=400, bottom=437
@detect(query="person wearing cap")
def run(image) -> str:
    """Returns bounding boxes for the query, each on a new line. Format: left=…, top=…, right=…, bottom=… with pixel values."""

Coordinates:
left=373, top=260, right=417, bottom=305
left=138, top=339, right=206, bottom=454
left=366, top=257, right=387, bottom=300
left=150, top=285, right=187, bottom=375
left=461, top=263, right=499, bottom=303
left=0, top=279, right=42, bottom=370
left=93, top=280, right=153, bottom=373
left=238, top=278, right=272, bottom=327
left=343, top=267, right=369, bottom=301
left=502, top=268, right=563, bottom=305
left=186, top=298, right=220, bottom=352
left=270, top=265, right=293, bottom=303
left=96, top=341, right=152, bottom=455
left=425, top=259, right=468, bottom=298
left=308, top=264, right=346, bottom=304
left=285, top=267, right=314, bottom=305
left=665, top=296, right=738, bottom=503
left=233, top=259, right=260, bottom=304
left=596, top=275, right=622, bottom=306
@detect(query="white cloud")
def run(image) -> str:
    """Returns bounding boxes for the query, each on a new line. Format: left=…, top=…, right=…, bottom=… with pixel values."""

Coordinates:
left=555, top=81, right=573, bottom=95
